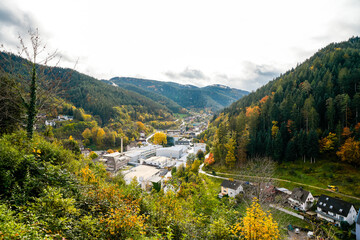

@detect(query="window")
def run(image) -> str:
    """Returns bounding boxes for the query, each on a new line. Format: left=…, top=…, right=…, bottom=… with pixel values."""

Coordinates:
left=330, top=205, right=333, bottom=209
left=319, top=202, right=322, bottom=205
left=323, top=203, right=326, bottom=206
left=326, top=197, right=329, bottom=200
left=339, top=209, right=343, bottom=213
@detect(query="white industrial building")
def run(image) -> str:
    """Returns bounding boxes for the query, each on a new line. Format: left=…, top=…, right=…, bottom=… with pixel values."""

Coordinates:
left=156, top=146, right=186, bottom=159
left=102, top=152, right=130, bottom=173
left=123, top=165, right=166, bottom=191
left=124, top=145, right=162, bottom=163
left=144, top=156, right=176, bottom=168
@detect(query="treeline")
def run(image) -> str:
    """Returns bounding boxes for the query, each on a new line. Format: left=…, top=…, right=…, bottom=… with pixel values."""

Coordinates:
left=0, top=52, right=175, bottom=125
left=207, top=37, right=360, bottom=166
left=110, top=77, right=249, bottom=111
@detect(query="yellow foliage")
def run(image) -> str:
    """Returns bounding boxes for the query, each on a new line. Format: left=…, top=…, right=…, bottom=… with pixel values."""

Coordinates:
left=319, top=132, right=337, bottom=153
left=231, top=198, right=280, bottom=240
left=271, top=121, right=279, bottom=138
left=153, top=132, right=167, bottom=145
left=69, top=135, right=74, bottom=140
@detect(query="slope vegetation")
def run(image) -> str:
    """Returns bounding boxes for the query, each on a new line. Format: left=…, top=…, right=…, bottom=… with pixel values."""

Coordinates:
left=109, top=77, right=249, bottom=111
left=206, top=37, right=360, bottom=167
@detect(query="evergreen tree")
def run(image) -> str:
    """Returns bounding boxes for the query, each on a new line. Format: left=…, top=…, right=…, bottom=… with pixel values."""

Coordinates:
left=307, top=130, right=319, bottom=163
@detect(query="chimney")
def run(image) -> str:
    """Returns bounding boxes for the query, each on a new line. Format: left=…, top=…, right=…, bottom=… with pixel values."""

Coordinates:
left=121, top=137, right=123, bottom=153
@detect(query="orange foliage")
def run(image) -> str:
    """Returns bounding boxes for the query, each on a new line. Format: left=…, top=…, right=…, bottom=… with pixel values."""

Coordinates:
left=341, top=127, right=352, bottom=138
left=286, top=120, right=294, bottom=133
left=245, top=106, right=260, bottom=118
left=336, top=137, right=360, bottom=165
left=355, top=123, right=360, bottom=132
left=260, top=95, right=270, bottom=104
left=204, top=152, right=215, bottom=165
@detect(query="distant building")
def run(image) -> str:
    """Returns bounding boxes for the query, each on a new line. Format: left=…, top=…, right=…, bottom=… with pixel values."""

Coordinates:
left=316, top=195, right=358, bottom=225
left=144, top=156, right=176, bottom=168
left=123, top=165, right=164, bottom=191
left=57, top=115, right=73, bottom=121
left=288, top=187, right=314, bottom=211
left=174, top=139, right=191, bottom=146
left=356, top=210, right=360, bottom=240
left=125, top=145, right=161, bottom=162
left=156, top=146, right=185, bottom=159
left=194, top=143, right=206, bottom=154
left=275, top=187, right=292, bottom=195
left=167, top=130, right=181, bottom=137
left=102, top=152, right=130, bottom=173
left=219, top=179, right=243, bottom=198
left=45, top=120, right=56, bottom=127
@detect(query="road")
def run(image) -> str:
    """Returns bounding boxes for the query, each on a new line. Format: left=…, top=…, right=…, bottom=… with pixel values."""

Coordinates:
left=199, top=164, right=360, bottom=201
left=146, top=132, right=156, bottom=144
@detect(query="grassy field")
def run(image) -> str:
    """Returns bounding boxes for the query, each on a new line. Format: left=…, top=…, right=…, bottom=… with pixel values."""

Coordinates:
left=208, top=156, right=360, bottom=208
left=275, top=157, right=360, bottom=198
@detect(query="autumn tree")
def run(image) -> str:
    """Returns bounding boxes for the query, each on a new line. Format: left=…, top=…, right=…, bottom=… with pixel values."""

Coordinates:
left=319, top=132, right=337, bottom=153
left=336, top=137, right=360, bottom=165
left=136, top=121, right=146, bottom=132
left=153, top=132, right=167, bottom=146
left=204, top=152, right=215, bottom=165
left=231, top=198, right=280, bottom=239
left=225, top=137, right=236, bottom=168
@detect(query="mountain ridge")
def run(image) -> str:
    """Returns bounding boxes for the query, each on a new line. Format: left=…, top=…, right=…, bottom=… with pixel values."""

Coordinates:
left=107, top=76, right=249, bottom=111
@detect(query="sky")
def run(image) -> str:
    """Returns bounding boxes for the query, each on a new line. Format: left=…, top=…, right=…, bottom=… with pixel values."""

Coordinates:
left=1, top=0, right=360, bottom=91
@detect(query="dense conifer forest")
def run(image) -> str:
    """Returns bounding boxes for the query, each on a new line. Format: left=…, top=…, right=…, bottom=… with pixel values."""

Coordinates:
left=206, top=37, right=360, bottom=166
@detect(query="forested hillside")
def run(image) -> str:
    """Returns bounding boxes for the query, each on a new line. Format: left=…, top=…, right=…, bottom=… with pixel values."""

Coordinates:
left=0, top=52, right=174, bottom=125
left=206, top=37, right=360, bottom=167
left=109, top=77, right=249, bottom=111
left=101, top=79, right=187, bottom=114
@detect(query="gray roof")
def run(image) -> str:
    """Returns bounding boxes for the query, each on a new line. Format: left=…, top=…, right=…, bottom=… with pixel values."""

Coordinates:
left=221, top=179, right=242, bottom=190
left=290, top=188, right=310, bottom=203
left=317, top=195, right=353, bottom=217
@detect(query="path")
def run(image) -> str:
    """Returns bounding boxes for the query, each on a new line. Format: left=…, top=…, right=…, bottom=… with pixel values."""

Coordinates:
left=269, top=204, right=304, bottom=220
left=199, top=164, right=360, bottom=201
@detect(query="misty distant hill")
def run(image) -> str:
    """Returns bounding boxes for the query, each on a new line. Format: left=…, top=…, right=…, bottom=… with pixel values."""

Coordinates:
left=107, top=77, right=249, bottom=111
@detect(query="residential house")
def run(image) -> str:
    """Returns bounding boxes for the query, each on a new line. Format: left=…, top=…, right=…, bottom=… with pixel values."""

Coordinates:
left=45, top=120, right=56, bottom=127
left=356, top=210, right=360, bottom=240
left=316, top=195, right=358, bottom=225
left=219, top=179, right=243, bottom=198
left=288, top=187, right=314, bottom=211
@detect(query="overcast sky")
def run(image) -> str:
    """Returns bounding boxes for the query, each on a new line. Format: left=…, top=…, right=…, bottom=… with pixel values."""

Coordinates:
left=1, top=0, right=360, bottom=91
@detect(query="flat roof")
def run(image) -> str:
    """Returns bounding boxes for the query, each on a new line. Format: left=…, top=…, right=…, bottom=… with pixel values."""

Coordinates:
left=146, top=156, right=170, bottom=162
left=123, top=165, right=160, bottom=182
left=103, top=152, right=121, bottom=157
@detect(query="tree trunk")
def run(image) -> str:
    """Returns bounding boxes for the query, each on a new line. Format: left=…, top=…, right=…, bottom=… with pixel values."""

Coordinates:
left=26, top=64, right=37, bottom=139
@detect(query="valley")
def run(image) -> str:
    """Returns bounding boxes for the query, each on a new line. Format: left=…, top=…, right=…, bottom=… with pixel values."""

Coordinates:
left=1, top=28, right=360, bottom=240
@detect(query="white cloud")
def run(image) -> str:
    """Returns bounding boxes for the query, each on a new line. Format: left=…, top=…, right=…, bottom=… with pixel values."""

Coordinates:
left=1, top=0, right=359, bottom=91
